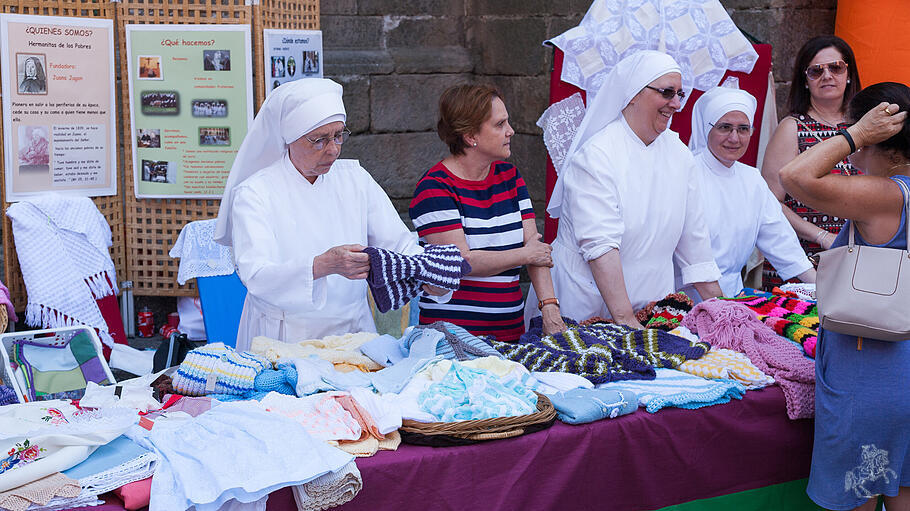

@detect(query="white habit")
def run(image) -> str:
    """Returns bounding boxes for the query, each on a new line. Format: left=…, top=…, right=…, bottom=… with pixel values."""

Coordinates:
left=543, top=116, right=721, bottom=322
left=229, top=155, right=420, bottom=351
left=677, top=150, right=811, bottom=299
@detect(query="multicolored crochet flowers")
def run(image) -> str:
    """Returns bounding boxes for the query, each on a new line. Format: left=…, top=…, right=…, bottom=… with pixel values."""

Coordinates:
left=172, top=342, right=271, bottom=396
left=721, top=294, right=819, bottom=357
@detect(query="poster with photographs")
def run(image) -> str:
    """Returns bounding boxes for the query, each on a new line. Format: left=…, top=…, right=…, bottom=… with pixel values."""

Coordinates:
left=126, top=24, right=253, bottom=198
left=263, top=29, right=322, bottom=93
left=0, top=14, right=116, bottom=202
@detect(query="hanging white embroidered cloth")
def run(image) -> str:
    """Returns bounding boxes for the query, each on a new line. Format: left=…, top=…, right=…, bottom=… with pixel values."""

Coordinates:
left=168, top=219, right=235, bottom=285
left=536, top=92, right=587, bottom=175
left=6, top=195, right=117, bottom=347
left=548, top=0, right=758, bottom=101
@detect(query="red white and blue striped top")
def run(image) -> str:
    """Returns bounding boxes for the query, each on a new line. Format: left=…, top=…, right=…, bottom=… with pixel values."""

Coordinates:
left=409, top=160, right=535, bottom=342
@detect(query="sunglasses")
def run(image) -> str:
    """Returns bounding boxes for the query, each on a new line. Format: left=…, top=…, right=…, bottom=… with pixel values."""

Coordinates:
left=644, top=85, right=686, bottom=101
left=805, top=60, right=848, bottom=81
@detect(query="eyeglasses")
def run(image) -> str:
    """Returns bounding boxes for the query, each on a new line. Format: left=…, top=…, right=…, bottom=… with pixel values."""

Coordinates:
left=709, top=122, right=752, bottom=136
left=644, top=85, right=686, bottom=101
left=805, top=60, right=848, bottom=81
left=304, top=129, right=351, bottom=150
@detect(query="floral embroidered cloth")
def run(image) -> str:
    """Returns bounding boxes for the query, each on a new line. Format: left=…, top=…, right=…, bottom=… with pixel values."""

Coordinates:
left=0, top=401, right=136, bottom=492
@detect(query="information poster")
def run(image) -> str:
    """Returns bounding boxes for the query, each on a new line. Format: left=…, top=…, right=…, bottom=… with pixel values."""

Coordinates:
left=0, top=14, right=117, bottom=202
left=263, top=29, right=322, bottom=94
left=126, top=24, right=253, bottom=198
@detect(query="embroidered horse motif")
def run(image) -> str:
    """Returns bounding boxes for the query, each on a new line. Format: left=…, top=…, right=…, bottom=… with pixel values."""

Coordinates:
left=844, top=444, right=898, bottom=498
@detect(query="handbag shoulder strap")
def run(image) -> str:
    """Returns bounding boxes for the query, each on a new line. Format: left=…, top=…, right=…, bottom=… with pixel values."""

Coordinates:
left=893, top=176, right=910, bottom=253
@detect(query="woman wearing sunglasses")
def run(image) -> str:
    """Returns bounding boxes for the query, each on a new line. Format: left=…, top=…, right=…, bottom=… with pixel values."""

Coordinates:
left=678, top=86, right=814, bottom=301
left=541, top=51, right=721, bottom=328
left=761, top=35, right=862, bottom=288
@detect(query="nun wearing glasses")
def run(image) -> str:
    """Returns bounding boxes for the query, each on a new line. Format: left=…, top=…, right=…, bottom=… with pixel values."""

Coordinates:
left=677, top=86, right=814, bottom=302
left=215, top=78, right=444, bottom=351
left=535, top=51, right=722, bottom=329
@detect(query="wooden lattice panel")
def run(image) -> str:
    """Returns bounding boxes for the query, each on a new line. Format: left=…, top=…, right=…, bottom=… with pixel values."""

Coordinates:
left=252, top=0, right=319, bottom=108
left=118, top=0, right=251, bottom=295
left=0, top=0, right=119, bottom=312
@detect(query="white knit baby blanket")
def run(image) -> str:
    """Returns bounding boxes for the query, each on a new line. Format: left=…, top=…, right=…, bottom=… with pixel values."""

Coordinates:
left=6, top=195, right=117, bottom=347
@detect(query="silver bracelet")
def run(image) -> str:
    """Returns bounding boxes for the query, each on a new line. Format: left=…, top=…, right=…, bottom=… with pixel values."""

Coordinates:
left=814, top=230, right=829, bottom=245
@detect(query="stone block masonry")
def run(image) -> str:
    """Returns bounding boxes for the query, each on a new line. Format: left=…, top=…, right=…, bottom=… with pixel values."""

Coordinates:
left=321, top=0, right=836, bottom=227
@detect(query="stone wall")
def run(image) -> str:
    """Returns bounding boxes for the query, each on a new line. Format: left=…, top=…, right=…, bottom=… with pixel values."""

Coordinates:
left=321, top=0, right=838, bottom=225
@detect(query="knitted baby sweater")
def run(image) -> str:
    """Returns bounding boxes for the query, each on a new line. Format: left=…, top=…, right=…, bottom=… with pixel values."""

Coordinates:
left=363, top=244, right=471, bottom=313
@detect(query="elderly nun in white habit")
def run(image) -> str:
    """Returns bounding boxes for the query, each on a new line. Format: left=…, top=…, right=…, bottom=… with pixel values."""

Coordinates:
left=215, top=79, right=445, bottom=351
left=677, top=86, right=815, bottom=300
left=529, top=51, right=722, bottom=329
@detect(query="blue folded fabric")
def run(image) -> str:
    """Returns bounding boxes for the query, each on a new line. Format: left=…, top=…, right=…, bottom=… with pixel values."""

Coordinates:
left=292, top=356, right=372, bottom=396
left=64, top=435, right=151, bottom=480
left=597, top=368, right=746, bottom=413
left=371, top=329, right=442, bottom=394
left=360, top=334, right=407, bottom=367
left=547, top=388, right=638, bottom=424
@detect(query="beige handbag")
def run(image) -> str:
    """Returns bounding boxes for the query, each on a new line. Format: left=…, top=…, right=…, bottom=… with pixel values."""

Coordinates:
left=815, top=178, right=910, bottom=341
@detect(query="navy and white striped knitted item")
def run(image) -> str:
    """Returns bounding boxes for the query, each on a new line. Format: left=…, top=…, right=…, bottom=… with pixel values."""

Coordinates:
left=363, top=244, right=471, bottom=313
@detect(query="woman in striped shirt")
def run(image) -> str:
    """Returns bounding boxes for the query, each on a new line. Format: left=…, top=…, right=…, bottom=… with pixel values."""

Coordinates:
left=409, top=84, right=565, bottom=342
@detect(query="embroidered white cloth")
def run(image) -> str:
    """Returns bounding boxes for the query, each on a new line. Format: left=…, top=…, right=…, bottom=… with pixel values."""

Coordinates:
left=536, top=93, right=587, bottom=175
left=169, top=219, right=235, bottom=285
left=6, top=195, right=117, bottom=347
left=548, top=0, right=758, bottom=101
left=0, top=401, right=136, bottom=492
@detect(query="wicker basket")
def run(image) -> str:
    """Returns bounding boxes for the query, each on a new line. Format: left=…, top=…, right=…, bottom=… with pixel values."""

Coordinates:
left=399, top=393, right=557, bottom=445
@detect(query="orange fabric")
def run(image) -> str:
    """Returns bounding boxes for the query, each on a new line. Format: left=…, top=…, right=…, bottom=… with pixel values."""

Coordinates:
left=835, top=0, right=910, bottom=87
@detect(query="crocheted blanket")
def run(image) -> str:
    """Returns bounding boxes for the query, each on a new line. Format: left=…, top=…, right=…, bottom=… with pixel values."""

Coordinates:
left=682, top=299, right=816, bottom=419
left=491, top=319, right=710, bottom=384
left=7, top=196, right=118, bottom=346
left=722, top=294, right=819, bottom=357
left=597, top=368, right=746, bottom=413
left=363, top=244, right=471, bottom=313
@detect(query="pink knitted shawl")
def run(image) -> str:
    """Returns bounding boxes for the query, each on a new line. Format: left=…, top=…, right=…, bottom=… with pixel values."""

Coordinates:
left=682, top=299, right=815, bottom=419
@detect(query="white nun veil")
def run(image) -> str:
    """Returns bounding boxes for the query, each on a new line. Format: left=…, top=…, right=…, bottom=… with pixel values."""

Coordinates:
left=214, top=78, right=346, bottom=246
left=688, top=86, right=757, bottom=155
left=546, top=51, right=681, bottom=218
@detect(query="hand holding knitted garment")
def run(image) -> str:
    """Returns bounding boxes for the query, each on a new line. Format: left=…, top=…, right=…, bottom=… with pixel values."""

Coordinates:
left=362, top=244, right=471, bottom=313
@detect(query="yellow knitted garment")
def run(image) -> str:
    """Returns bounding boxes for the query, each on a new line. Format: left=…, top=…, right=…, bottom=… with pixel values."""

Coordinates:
left=677, top=348, right=775, bottom=389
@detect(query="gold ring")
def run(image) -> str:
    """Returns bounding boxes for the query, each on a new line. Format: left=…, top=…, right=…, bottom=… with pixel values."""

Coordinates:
left=885, top=106, right=893, bottom=115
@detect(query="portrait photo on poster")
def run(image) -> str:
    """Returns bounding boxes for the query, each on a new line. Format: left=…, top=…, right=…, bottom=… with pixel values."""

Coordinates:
left=17, top=53, right=47, bottom=94
left=141, top=91, right=179, bottom=115
left=199, top=126, right=230, bottom=146
left=286, top=56, right=296, bottom=77
left=138, top=55, right=163, bottom=80
left=141, top=159, right=176, bottom=183
left=137, top=128, right=160, bottom=148
left=203, top=49, right=231, bottom=71
left=191, top=99, right=228, bottom=118
left=302, top=50, right=319, bottom=75
left=271, top=56, right=285, bottom=78
left=17, top=125, right=49, bottom=173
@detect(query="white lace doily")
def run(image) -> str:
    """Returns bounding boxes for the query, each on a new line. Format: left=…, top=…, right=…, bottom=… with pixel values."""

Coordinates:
left=169, top=219, right=236, bottom=284
left=548, top=0, right=758, bottom=102
left=536, top=93, right=587, bottom=175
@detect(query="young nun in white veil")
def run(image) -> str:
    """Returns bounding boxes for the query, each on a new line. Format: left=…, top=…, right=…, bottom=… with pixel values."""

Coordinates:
left=528, top=50, right=722, bottom=329
left=215, top=78, right=445, bottom=351
left=678, top=86, right=814, bottom=301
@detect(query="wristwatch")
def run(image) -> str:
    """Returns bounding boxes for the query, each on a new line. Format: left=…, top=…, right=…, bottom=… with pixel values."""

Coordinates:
left=538, top=297, right=560, bottom=310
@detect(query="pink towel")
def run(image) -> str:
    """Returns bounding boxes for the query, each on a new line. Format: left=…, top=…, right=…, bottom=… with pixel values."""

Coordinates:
left=682, top=299, right=815, bottom=419
left=0, top=280, right=18, bottom=323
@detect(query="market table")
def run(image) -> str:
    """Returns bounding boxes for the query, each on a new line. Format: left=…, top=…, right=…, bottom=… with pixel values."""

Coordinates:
left=280, top=386, right=814, bottom=511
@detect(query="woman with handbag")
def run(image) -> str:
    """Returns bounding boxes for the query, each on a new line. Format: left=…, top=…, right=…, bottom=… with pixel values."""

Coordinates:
left=780, top=82, right=910, bottom=511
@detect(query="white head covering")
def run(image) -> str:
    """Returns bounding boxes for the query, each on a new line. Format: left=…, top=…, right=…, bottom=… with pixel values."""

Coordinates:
left=547, top=51, right=681, bottom=218
left=214, top=78, right=346, bottom=245
left=688, top=86, right=757, bottom=155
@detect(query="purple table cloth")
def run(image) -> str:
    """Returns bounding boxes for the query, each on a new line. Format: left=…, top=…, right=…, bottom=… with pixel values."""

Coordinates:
left=65, top=386, right=813, bottom=511
left=270, top=386, right=814, bottom=511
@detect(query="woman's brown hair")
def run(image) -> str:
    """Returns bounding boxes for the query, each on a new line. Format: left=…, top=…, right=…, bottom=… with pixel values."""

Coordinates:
left=437, top=84, right=503, bottom=156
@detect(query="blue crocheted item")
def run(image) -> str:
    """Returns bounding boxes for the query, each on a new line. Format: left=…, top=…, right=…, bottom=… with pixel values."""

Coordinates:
left=0, top=385, right=18, bottom=406
left=254, top=364, right=298, bottom=396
